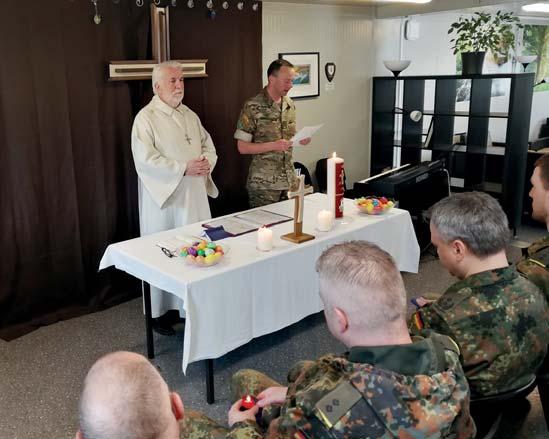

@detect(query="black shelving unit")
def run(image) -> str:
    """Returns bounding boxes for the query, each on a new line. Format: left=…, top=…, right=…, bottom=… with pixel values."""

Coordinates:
left=371, top=73, right=535, bottom=231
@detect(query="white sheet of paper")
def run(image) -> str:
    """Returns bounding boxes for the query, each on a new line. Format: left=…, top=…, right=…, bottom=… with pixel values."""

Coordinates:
left=291, top=124, right=324, bottom=145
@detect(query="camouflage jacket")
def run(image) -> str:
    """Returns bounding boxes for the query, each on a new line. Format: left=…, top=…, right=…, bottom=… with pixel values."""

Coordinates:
left=234, top=88, right=297, bottom=191
left=228, top=331, right=475, bottom=438
left=410, top=266, right=549, bottom=397
left=516, top=235, right=549, bottom=299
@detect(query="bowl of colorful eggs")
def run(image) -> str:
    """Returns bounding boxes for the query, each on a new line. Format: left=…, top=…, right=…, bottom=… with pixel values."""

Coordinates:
left=355, top=196, right=395, bottom=215
left=180, top=240, right=225, bottom=267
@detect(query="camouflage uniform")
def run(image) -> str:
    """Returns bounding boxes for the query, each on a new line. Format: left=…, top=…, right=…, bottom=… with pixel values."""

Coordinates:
left=410, top=266, right=549, bottom=398
left=234, top=87, right=297, bottom=208
left=227, top=330, right=475, bottom=438
left=179, top=410, right=228, bottom=439
left=516, top=235, right=549, bottom=299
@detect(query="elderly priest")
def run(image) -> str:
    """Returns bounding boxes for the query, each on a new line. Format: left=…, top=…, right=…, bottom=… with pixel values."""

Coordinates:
left=131, top=61, right=218, bottom=335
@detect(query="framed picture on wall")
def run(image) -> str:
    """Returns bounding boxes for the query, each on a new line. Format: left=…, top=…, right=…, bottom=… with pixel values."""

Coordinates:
left=278, top=52, right=320, bottom=99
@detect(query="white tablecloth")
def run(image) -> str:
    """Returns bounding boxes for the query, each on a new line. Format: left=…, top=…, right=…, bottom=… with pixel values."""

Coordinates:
left=99, top=193, right=420, bottom=372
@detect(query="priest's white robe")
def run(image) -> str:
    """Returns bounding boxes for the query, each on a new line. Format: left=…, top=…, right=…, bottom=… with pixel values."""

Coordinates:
left=131, top=95, right=218, bottom=317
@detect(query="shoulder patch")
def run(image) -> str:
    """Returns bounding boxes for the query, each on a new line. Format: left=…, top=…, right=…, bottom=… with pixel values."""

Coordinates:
left=314, top=381, right=362, bottom=429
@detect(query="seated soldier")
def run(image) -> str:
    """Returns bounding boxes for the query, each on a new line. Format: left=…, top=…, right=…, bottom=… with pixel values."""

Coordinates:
left=76, top=351, right=226, bottom=439
left=517, top=153, right=549, bottom=296
left=224, top=241, right=475, bottom=438
left=410, top=192, right=549, bottom=398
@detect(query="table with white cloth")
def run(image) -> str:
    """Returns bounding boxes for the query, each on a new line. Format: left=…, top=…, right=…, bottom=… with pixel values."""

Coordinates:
left=99, top=193, right=420, bottom=402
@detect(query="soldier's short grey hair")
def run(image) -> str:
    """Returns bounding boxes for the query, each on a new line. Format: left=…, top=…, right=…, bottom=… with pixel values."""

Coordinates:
left=430, top=192, right=510, bottom=257
left=315, top=241, right=407, bottom=330
left=79, top=352, right=172, bottom=439
left=152, top=61, right=183, bottom=94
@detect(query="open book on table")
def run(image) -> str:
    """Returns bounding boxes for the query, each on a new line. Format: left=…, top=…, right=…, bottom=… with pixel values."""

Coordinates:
left=202, top=209, right=293, bottom=236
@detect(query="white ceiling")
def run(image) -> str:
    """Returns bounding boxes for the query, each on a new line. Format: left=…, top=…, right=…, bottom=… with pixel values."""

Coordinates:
left=261, top=0, right=519, bottom=5
left=261, top=0, right=549, bottom=18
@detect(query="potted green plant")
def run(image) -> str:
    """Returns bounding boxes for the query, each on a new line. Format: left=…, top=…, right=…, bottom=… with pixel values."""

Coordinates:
left=448, top=11, right=522, bottom=75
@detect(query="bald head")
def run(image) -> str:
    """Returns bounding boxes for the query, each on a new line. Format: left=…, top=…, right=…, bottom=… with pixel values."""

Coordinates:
left=78, top=352, right=180, bottom=439
left=315, top=241, right=408, bottom=341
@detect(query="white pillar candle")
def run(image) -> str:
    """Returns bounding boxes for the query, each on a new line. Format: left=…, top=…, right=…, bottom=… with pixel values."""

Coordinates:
left=257, top=226, right=273, bottom=251
left=327, top=152, right=345, bottom=218
left=317, top=210, right=333, bottom=231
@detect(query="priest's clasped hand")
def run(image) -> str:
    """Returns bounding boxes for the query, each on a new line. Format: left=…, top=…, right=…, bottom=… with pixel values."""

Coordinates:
left=185, top=156, right=210, bottom=176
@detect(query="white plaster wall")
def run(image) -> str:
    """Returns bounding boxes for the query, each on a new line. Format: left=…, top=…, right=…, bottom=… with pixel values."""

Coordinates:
left=262, top=2, right=375, bottom=185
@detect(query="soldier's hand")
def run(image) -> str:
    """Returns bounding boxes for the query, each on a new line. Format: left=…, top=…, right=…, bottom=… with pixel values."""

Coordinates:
left=228, top=399, right=259, bottom=427
left=299, top=137, right=312, bottom=146
left=413, top=296, right=435, bottom=308
left=256, top=386, right=288, bottom=408
left=185, top=156, right=210, bottom=176
left=271, top=139, right=292, bottom=152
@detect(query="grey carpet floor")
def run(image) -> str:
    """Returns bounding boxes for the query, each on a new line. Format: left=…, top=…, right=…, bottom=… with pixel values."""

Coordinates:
left=0, top=236, right=547, bottom=438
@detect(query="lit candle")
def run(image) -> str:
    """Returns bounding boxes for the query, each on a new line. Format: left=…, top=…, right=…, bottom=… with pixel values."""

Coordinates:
left=257, top=226, right=273, bottom=251
left=317, top=210, right=333, bottom=231
left=327, top=152, right=345, bottom=218
left=240, top=394, right=256, bottom=410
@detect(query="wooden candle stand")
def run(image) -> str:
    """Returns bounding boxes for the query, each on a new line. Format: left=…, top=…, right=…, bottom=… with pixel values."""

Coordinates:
left=281, top=175, right=315, bottom=244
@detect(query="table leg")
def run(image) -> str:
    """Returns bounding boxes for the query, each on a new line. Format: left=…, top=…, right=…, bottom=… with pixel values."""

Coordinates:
left=206, top=359, right=215, bottom=404
left=143, top=281, right=155, bottom=359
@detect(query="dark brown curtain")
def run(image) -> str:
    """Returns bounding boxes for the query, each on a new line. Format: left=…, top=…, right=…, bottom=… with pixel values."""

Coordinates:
left=0, top=1, right=262, bottom=340
left=169, top=5, right=261, bottom=216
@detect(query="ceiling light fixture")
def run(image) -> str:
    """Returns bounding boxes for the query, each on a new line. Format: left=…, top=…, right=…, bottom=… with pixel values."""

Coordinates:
left=522, top=3, right=549, bottom=13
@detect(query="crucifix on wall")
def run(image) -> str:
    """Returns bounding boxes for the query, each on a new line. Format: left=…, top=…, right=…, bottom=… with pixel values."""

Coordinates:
left=281, top=175, right=315, bottom=244
left=108, top=4, right=207, bottom=81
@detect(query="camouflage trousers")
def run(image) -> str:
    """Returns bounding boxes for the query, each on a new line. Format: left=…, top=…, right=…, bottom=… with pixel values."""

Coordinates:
left=179, top=369, right=282, bottom=439
left=179, top=410, right=228, bottom=439
left=248, top=189, right=288, bottom=208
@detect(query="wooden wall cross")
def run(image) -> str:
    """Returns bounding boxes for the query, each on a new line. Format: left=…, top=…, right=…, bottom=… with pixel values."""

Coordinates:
left=281, top=175, right=315, bottom=244
left=108, top=4, right=207, bottom=81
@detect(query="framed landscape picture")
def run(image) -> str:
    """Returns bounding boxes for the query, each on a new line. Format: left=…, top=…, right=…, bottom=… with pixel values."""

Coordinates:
left=278, top=52, right=320, bottom=99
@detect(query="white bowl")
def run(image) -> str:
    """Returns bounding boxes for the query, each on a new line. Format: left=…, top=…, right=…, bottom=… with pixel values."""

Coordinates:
left=383, top=60, right=411, bottom=75
left=515, top=55, right=537, bottom=65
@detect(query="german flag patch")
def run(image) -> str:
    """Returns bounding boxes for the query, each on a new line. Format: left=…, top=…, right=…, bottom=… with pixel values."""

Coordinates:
left=413, top=312, right=425, bottom=330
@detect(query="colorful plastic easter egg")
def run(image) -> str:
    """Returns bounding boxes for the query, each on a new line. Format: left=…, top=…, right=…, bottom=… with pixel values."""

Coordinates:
left=204, top=248, right=214, bottom=256
left=195, top=255, right=204, bottom=265
left=197, top=249, right=205, bottom=257
left=207, top=242, right=217, bottom=249
left=204, top=254, right=216, bottom=265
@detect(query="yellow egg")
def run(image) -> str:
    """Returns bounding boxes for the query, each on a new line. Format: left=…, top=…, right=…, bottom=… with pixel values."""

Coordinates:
left=204, top=254, right=216, bottom=265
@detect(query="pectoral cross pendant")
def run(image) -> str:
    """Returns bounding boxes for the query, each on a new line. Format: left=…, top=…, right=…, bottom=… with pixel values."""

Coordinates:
left=185, top=134, right=192, bottom=145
